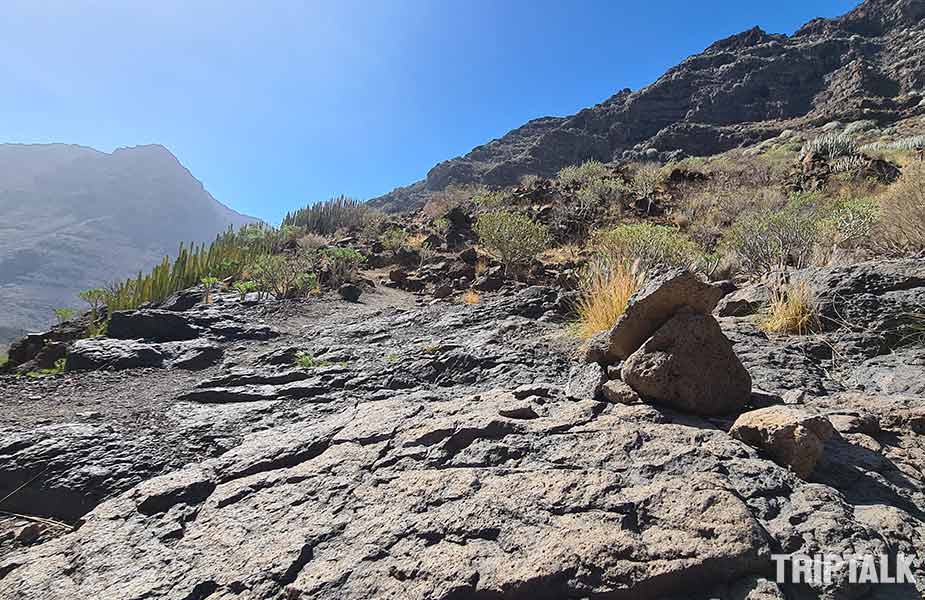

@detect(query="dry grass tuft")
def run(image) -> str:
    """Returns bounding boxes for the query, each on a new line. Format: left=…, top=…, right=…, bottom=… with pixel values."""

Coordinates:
left=761, top=281, right=821, bottom=335
left=873, top=161, right=925, bottom=255
left=574, top=260, right=644, bottom=339
left=461, top=290, right=481, bottom=304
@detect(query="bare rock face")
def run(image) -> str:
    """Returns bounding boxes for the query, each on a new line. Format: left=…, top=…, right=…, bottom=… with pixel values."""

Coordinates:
left=730, top=407, right=835, bottom=479
left=564, top=362, right=605, bottom=401
left=601, top=379, right=642, bottom=405
left=621, top=310, right=752, bottom=416
left=606, top=269, right=724, bottom=362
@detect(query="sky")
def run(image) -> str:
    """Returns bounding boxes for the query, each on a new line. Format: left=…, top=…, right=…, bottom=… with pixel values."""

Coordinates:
left=2, top=0, right=858, bottom=224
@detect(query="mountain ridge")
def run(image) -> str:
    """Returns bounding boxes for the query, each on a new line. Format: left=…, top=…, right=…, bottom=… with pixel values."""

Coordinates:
left=0, top=143, right=257, bottom=345
left=370, top=0, right=925, bottom=212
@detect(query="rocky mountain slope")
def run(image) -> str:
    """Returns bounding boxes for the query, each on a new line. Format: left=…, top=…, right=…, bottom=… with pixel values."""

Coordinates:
left=371, top=0, right=925, bottom=212
left=0, top=259, right=923, bottom=599
left=0, top=143, right=256, bottom=346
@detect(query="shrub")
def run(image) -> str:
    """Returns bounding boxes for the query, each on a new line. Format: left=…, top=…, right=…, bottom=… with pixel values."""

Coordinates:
left=282, top=195, right=368, bottom=236
left=761, top=281, right=820, bottom=335
left=574, top=259, right=644, bottom=339
left=79, top=288, right=108, bottom=326
left=379, top=227, right=408, bottom=252
left=627, top=162, right=664, bottom=199
left=591, top=223, right=703, bottom=270
left=26, top=358, right=67, bottom=379
left=723, top=200, right=820, bottom=274
left=200, top=276, right=220, bottom=304
left=873, top=161, right=925, bottom=255
left=816, top=197, right=878, bottom=247
left=557, top=160, right=610, bottom=188
left=321, top=247, right=365, bottom=287
left=297, top=233, right=329, bottom=251
left=803, top=134, right=859, bottom=161
left=473, top=211, right=550, bottom=274
left=249, top=252, right=317, bottom=299
left=431, top=217, right=450, bottom=236
left=295, top=352, right=330, bottom=369
left=232, top=280, right=257, bottom=301
left=53, top=308, right=76, bottom=324
left=472, top=188, right=511, bottom=209
left=0, top=351, right=8, bottom=368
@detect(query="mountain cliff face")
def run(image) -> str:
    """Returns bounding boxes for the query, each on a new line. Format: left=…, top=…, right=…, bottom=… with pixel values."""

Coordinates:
left=0, top=143, right=256, bottom=345
left=371, top=0, right=925, bottom=211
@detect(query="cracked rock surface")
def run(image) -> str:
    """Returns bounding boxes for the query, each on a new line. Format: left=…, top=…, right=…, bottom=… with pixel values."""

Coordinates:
left=1, top=266, right=924, bottom=599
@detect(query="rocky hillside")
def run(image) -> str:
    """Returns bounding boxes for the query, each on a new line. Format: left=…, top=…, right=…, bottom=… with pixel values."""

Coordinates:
left=0, top=143, right=257, bottom=346
left=1, top=258, right=923, bottom=598
left=370, top=0, right=925, bottom=212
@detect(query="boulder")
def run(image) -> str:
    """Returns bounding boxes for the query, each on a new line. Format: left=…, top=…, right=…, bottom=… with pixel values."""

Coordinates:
left=565, top=362, right=606, bottom=401
left=622, top=311, right=751, bottom=416
left=158, top=288, right=203, bottom=312
left=606, top=269, right=724, bottom=362
left=730, top=407, right=834, bottom=479
left=108, top=310, right=201, bottom=341
left=66, top=339, right=166, bottom=371
left=601, top=379, right=642, bottom=405
left=714, top=284, right=769, bottom=317
left=338, top=283, right=363, bottom=302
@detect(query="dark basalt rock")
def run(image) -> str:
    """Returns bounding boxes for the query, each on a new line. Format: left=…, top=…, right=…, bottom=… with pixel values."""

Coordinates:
left=108, top=309, right=201, bottom=342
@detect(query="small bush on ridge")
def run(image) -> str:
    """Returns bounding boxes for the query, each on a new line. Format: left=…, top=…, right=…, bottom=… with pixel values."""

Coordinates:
left=474, top=211, right=549, bottom=274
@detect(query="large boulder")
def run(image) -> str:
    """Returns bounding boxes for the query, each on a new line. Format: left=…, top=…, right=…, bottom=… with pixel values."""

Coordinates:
left=621, top=310, right=752, bottom=415
left=729, top=407, right=835, bottom=479
left=66, top=339, right=222, bottom=371
left=606, top=269, right=724, bottom=362
left=66, top=339, right=166, bottom=371
left=107, top=310, right=201, bottom=342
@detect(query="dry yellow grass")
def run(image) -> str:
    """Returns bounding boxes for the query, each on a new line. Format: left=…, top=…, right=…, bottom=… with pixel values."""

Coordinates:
left=460, top=290, right=482, bottom=304
left=405, top=232, right=428, bottom=249
left=761, top=281, right=820, bottom=335
left=574, top=261, right=643, bottom=339
left=461, top=289, right=481, bottom=304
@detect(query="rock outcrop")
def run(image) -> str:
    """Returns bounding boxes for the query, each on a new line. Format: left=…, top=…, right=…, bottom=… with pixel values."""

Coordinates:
left=1, top=255, right=924, bottom=599
left=622, top=310, right=752, bottom=416
left=370, top=0, right=925, bottom=212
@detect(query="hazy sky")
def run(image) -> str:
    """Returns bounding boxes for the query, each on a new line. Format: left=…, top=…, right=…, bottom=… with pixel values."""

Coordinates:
left=2, top=0, right=856, bottom=223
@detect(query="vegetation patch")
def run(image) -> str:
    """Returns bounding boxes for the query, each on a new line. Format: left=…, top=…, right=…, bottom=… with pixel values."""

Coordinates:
left=574, top=260, right=644, bottom=339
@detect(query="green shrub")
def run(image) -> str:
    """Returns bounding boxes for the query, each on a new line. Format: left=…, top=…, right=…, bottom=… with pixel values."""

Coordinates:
left=200, top=276, right=220, bottom=304
left=232, top=280, right=258, bottom=301
left=249, top=252, right=316, bottom=299
left=472, top=188, right=511, bottom=209
left=723, top=201, right=819, bottom=274
left=474, top=211, right=549, bottom=273
left=627, top=162, right=664, bottom=199
left=0, top=351, right=8, bottom=369
left=817, top=197, right=878, bottom=247
left=282, top=195, right=369, bottom=236
left=431, top=217, right=450, bottom=235
left=26, top=358, right=66, bottom=379
left=322, top=247, right=365, bottom=287
left=591, top=224, right=703, bottom=270
left=803, top=134, right=859, bottom=161
left=379, top=227, right=408, bottom=252
left=295, top=352, right=329, bottom=369
left=557, top=160, right=610, bottom=187
left=53, top=308, right=76, bottom=324
left=106, top=225, right=271, bottom=311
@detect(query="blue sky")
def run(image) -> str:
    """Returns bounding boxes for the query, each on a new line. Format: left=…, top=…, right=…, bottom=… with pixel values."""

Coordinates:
left=2, top=0, right=856, bottom=224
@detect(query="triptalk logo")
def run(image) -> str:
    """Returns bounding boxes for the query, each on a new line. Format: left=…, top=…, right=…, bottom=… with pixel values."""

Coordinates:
left=770, top=553, right=918, bottom=585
